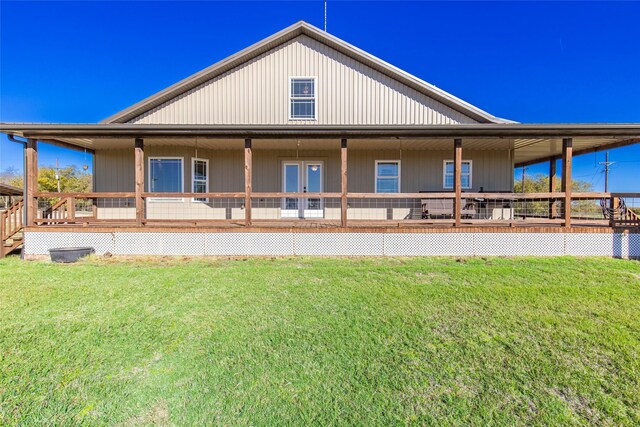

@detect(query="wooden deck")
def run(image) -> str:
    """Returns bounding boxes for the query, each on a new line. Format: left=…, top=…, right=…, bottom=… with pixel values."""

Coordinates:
left=25, top=190, right=640, bottom=234
left=25, top=221, right=632, bottom=234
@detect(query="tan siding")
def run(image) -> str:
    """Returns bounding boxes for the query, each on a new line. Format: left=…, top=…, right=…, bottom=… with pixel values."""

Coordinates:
left=95, top=150, right=134, bottom=192
left=96, top=147, right=512, bottom=195
left=130, top=35, right=478, bottom=125
left=95, top=148, right=244, bottom=193
left=349, top=150, right=512, bottom=193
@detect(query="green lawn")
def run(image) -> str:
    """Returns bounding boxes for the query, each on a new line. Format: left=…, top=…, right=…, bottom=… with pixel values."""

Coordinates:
left=1, top=256, right=639, bottom=426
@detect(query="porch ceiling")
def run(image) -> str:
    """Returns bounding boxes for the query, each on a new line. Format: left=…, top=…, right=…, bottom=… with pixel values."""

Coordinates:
left=2, top=124, right=638, bottom=166
left=34, top=136, right=639, bottom=167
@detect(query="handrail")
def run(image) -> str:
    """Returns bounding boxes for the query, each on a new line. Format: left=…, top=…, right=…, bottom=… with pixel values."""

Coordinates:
left=49, top=197, right=68, bottom=210
left=612, top=192, right=640, bottom=198
left=348, top=193, right=455, bottom=199
left=35, top=192, right=135, bottom=198
left=624, top=206, right=640, bottom=222
left=463, top=192, right=566, bottom=199
left=1, top=199, right=23, bottom=242
left=252, top=192, right=341, bottom=198
left=42, top=197, right=69, bottom=220
left=143, top=192, right=245, bottom=198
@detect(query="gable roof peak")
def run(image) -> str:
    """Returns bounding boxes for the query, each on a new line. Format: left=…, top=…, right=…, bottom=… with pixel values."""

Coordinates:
left=102, top=20, right=512, bottom=124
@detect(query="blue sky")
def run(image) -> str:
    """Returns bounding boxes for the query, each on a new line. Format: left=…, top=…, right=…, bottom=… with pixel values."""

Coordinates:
left=1, top=1, right=639, bottom=190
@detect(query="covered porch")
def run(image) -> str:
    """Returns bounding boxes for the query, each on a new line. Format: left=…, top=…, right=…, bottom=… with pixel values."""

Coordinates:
left=5, top=124, right=640, bottom=232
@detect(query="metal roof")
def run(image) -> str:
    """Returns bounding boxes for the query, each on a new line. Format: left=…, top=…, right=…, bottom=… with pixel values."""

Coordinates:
left=2, top=123, right=638, bottom=166
left=100, top=21, right=512, bottom=125
left=3, top=123, right=640, bottom=138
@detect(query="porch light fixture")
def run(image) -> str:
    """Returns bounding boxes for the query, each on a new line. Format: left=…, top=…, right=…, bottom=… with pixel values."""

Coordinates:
left=82, top=143, right=89, bottom=171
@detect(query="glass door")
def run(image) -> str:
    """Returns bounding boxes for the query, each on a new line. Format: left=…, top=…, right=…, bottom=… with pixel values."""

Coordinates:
left=304, top=162, right=323, bottom=218
left=281, top=161, right=324, bottom=219
left=282, top=162, right=300, bottom=218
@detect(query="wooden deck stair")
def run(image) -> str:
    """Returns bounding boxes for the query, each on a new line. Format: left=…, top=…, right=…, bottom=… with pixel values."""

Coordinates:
left=610, top=197, right=640, bottom=227
left=2, top=232, right=23, bottom=256
left=626, top=208, right=640, bottom=222
left=1, top=200, right=24, bottom=258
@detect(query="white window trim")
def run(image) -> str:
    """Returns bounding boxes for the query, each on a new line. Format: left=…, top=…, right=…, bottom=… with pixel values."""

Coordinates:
left=288, top=76, right=317, bottom=121
left=442, top=160, right=473, bottom=190
left=191, top=158, right=209, bottom=202
left=374, top=160, right=401, bottom=193
left=148, top=156, right=184, bottom=202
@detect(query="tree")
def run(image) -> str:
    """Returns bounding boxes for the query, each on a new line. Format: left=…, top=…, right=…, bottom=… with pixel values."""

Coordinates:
left=514, top=173, right=593, bottom=193
left=0, top=165, right=91, bottom=192
left=514, top=173, right=601, bottom=219
left=0, top=167, right=22, bottom=188
left=37, top=166, right=92, bottom=193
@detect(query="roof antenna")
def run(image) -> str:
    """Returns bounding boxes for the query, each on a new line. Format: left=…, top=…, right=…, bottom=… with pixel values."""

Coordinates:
left=324, top=0, right=327, bottom=32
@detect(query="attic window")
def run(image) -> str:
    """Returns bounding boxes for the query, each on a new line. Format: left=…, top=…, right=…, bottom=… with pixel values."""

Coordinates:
left=290, top=77, right=316, bottom=120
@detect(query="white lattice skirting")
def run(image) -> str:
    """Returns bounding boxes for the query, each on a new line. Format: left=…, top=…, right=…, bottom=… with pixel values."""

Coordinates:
left=23, top=231, right=640, bottom=258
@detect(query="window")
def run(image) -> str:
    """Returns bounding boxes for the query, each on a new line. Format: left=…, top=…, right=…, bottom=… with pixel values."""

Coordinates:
left=192, top=158, right=209, bottom=202
left=443, top=160, right=472, bottom=189
left=149, top=157, right=183, bottom=200
left=375, top=160, right=400, bottom=193
left=290, top=77, right=316, bottom=119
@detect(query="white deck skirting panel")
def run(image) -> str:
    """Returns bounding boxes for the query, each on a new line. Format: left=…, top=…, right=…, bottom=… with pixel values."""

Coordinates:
left=23, top=231, right=638, bottom=258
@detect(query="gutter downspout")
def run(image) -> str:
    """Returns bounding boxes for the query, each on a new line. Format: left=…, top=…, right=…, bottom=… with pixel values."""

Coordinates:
left=7, top=134, right=29, bottom=259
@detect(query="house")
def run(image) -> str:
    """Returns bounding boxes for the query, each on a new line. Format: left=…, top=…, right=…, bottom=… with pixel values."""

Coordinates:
left=1, top=21, right=639, bottom=258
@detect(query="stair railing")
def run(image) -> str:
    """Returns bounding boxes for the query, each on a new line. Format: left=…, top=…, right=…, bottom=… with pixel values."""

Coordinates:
left=1, top=200, right=24, bottom=257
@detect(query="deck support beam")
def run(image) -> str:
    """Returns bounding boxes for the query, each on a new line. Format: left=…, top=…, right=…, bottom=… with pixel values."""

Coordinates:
left=134, top=138, right=144, bottom=226
left=25, top=138, right=38, bottom=226
left=341, top=138, right=348, bottom=227
left=453, top=138, right=462, bottom=226
left=549, top=159, right=557, bottom=219
left=245, top=138, right=252, bottom=226
left=561, top=138, right=573, bottom=227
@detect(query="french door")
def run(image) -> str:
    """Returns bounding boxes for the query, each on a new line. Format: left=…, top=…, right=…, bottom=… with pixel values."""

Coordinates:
left=282, top=161, right=323, bottom=218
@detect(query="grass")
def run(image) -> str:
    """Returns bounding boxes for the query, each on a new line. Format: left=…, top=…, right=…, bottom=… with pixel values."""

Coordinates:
left=1, top=255, right=639, bottom=426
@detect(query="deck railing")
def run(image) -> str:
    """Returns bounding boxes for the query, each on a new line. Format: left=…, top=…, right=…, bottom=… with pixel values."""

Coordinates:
left=31, top=191, right=640, bottom=228
left=1, top=199, right=24, bottom=240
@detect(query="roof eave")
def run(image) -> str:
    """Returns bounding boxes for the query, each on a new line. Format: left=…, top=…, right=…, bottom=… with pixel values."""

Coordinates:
left=4, top=123, right=640, bottom=138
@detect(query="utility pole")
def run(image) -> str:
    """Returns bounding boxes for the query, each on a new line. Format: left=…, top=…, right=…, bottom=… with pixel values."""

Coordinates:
left=599, top=152, right=616, bottom=192
left=521, top=166, right=527, bottom=192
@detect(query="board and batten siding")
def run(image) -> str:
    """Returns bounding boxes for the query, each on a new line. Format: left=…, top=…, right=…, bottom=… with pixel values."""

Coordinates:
left=95, top=148, right=512, bottom=193
left=129, top=35, right=478, bottom=125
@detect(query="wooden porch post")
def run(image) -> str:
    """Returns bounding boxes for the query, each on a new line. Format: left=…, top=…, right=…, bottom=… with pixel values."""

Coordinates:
left=245, top=138, right=252, bottom=226
left=341, top=138, right=348, bottom=227
left=561, top=138, right=573, bottom=227
left=134, top=138, right=144, bottom=226
left=549, top=158, right=557, bottom=219
left=25, top=138, right=38, bottom=226
left=453, top=138, right=462, bottom=227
